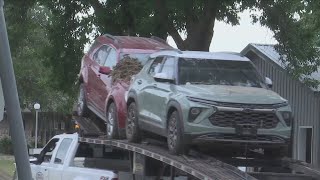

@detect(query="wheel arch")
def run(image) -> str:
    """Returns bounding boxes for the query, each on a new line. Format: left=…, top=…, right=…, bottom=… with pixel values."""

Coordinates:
left=166, top=100, right=184, bottom=132
left=127, top=91, right=138, bottom=107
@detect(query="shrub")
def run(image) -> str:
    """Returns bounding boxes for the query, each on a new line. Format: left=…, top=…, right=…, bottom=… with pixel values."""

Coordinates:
left=0, top=137, right=13, bottom=154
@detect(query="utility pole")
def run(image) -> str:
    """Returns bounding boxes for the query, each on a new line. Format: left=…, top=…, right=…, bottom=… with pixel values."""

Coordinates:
left=0, top=0, right=33, bottom=179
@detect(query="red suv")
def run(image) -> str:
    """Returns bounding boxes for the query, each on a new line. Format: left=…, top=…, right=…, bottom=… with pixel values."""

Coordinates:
left=77, top=34, right=173, bottom=139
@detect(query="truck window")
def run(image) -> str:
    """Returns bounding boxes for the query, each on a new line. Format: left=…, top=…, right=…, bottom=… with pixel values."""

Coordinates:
left=54, top=138, right=73, bottom=164
left=72, top=143, right=131, bottom=173
left=39, top=138, right=59, bottom=164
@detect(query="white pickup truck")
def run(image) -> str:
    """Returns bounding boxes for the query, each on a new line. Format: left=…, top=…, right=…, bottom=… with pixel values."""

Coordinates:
left=16, top=133, right=133, bottom=180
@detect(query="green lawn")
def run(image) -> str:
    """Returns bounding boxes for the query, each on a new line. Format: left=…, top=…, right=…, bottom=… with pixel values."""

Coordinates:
left=0, top=158, right=15, bottom=177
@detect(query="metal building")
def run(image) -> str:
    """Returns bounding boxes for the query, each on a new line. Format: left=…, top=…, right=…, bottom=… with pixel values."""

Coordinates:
left=241, top=44, right=320, bottom=166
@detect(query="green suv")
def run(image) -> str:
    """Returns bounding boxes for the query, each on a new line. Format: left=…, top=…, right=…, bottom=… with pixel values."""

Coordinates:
left=126, top=50, right=292, bottom=155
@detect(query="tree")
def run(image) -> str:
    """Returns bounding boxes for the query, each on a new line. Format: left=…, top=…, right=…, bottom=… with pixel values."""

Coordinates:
left=4, top=2, right=73, bottom=112
left=7, top=0, right=320, bottom=95
left=255, top=0, right=320, bottom=87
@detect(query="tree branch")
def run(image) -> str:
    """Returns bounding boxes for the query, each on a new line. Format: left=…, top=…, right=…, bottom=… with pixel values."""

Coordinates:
left=168, top=22, right=185, bottom=49
left=155, top=0, right=185, bottom=49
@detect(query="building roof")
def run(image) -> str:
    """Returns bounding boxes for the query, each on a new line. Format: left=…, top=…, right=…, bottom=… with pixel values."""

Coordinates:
left=150, top=50, right=250, bottom=61
left=241, top=43, right=320, bottom=91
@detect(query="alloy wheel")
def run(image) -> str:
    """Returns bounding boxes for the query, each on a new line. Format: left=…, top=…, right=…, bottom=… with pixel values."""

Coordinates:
left=107, top=106, right=115, bottom=137
left=77, top=87, right=85, bottom=116
left=127, top=105, right=135, bottom=138
left=168, top=115, right=178, bottom=150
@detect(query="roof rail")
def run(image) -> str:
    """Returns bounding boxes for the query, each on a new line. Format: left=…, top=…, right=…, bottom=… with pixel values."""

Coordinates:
left=217, top=51, right=243, bottom=56
left=158, top=48, right=183, bottom=54
left=103, top=33, right=120, bottom=44
left=150, top=36, right=169, bottom=45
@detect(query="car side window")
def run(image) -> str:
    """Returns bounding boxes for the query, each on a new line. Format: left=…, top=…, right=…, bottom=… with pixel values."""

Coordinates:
left=160, top=56, right=175, bottom=79
left=148, top=57, right=164, bottom=76
left=54, top=138, right=73, bottom=164
left=104, top=48, right=118, bottom=69
left=93, top=45, right=110, bottom=65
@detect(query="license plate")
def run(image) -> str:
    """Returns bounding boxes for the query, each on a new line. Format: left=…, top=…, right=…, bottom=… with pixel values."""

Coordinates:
left=235, top=124, right=257, bottom=136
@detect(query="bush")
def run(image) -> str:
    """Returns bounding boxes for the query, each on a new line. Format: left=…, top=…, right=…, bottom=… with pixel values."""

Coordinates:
left=28, top=140, right=44, bottom=149
left=0, top=137, right=13, bottom=155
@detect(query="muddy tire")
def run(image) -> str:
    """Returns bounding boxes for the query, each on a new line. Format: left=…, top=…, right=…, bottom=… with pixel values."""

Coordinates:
left=106, top=102, right=119, bottom=139
left=77, top=84, right=90, bottom=117
left=167, top=111, right=188, bottom=155
left=126, top=102, right=141, bottom=142
left=264, top=146, right=289, bottom=158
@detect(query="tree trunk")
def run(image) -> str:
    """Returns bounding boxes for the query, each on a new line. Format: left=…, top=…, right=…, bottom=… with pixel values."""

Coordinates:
left=156, top=0, right=217, bottom=51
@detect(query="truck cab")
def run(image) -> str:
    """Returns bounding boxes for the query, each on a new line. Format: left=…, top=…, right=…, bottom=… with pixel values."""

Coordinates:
left=27, top=133, right=131, bottom=180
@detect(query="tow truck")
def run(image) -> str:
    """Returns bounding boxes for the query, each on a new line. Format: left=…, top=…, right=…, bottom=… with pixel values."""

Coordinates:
left=24, top=114, right=319, bottom=180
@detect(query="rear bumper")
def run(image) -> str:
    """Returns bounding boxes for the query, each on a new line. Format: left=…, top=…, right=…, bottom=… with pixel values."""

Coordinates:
left=184, top=133, right=290, bottom=148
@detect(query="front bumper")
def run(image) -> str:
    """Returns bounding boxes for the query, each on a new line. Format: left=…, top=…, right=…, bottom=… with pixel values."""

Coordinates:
left=184, top=132, right=290, bottom=148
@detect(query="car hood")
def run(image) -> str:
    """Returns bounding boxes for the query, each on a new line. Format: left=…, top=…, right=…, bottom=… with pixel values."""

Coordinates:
left=179, top=85, right=287, bottom=104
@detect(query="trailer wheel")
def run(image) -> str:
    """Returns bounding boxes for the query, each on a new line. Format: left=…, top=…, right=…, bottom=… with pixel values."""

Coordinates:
left=77, top=84, right=90, bottom=117
left=126, top=102, right=141, bottom=142
left=264, top=146, right=289, bottom=158
left=106, top=102, right=119, bottom=139
left=167, top=111, right=188, bottom=155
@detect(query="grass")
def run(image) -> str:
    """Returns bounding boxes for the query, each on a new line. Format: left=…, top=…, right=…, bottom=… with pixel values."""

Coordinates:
left=0, top=157, right=15, bottom=177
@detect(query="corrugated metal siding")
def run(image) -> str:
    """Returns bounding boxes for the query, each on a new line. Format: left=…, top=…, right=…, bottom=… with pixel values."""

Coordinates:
left=247, top=52, right=320, bottom=165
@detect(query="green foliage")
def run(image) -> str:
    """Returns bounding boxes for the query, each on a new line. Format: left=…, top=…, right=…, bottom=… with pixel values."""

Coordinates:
left=4, top=0, right=320, bottom=101
left=4, top=2, right=74, bottom=112
left=0, top=137, right=13, bottom=155
left=252, top=0, right=320, bottom=88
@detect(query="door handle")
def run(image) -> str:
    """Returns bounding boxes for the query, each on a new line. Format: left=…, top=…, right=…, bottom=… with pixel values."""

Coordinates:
left=44, top=169, right=48, bottom=171
left=97, top=74, right=101, bottom=78
left=137, top=80, right=142, bottom=85
left=153, top=84, right=157, bottom=87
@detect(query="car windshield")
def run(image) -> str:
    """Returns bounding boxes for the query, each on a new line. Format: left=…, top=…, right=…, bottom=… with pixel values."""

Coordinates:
left=178, top=58, right=265, bottom=88
left=120, top=53, right=150, bottom=65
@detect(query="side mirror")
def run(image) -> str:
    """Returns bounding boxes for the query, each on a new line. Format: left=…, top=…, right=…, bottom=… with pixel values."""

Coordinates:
left=154, top=72, right=174, bottom=83
left=99, top=66, right=112, bottom=75
left=29, top=154, right=40, bottom=164
left=265, top=77, right=273, bottom=88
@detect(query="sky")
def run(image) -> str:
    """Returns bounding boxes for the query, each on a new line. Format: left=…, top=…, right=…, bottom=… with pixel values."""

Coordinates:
left=167, top=10, right=277, bottom=53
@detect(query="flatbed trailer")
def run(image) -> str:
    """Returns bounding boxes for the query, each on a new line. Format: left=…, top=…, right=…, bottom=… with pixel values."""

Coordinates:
left=78, top=135, right=320, bottom=180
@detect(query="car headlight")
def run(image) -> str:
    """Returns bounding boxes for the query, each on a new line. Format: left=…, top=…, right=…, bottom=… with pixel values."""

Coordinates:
left=281, top=111, right=293, bottom=126
left=188, top=107, right=202, bottom=122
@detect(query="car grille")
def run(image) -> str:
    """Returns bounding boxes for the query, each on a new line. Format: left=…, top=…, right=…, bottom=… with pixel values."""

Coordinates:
left=215, top=102, right=286, bottom=109
left=209, top=111, right=279, bottom=129
left=187, top=96, right=288, bottom=109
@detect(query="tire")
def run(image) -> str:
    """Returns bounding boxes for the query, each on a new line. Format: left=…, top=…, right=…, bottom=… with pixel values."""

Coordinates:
left=126, top=102, right=141, bottom=142
left=77, top=84, right=90, bottom=117
left=106, top=102, right=119, bottom=139
left=167, top=111, right=188, bottom=155
left=264, top=145, right=289, bottom=158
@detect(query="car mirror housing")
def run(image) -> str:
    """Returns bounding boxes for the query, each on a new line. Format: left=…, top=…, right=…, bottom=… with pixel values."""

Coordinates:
left=154, top=72, right=174, bottom=83
left=99, top=66, right=112, bottom=75
left=265, top=77, right=273, bottom=88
